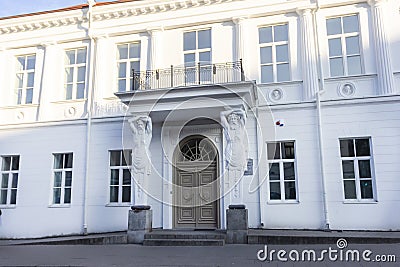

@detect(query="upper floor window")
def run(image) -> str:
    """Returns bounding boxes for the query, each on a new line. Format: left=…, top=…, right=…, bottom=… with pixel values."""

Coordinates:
left=340, top=138, right=375, bottom=201
left=326, top=14, right=362, bottom=77
left=258, top=24, right=290, bottom=83
left=183, top=29, right=212, bottom=65
left=117, top=42, right=141, bottom=92
left=52, top=153, right=73, bottom=205
left=109, top=150, right=132, bottom=204
left=0, top=155, right=20, bottom=206
left=267, top=141, right=297, bottom=201
left=64, top=48, right=87, bottom=100
left=15, top=55, right=35, bottom=105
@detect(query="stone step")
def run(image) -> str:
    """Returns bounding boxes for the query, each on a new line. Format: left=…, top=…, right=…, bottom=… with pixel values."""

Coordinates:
left=145, top=232, right=226, bottom=240
left=143, top=238, right=225, bottom=246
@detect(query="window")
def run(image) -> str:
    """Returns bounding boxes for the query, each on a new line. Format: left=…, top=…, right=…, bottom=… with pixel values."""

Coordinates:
left=340, top=138, right=375, bottom=201
left=52, top=153, right=73, bottom=205
left=15, top=55, right=35, bottom=104
left=117, top=42, right=140, bottom=92
left=109, top=150, right=132, bottom=204
left=0, top=156, right=20, bottom=206
left=267, top=141, right=297, bottom=201
left=183, top=29, right=212, bottom=83
left=326, top=14, right=362, bottom=76
left=64, top=48, right=87, bottom=99
left=258, top=24, right=290, bottom=83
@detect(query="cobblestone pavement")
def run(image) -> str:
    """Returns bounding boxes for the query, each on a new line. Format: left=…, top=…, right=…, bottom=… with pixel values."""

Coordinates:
left=0, top=243, right=399, bottom=267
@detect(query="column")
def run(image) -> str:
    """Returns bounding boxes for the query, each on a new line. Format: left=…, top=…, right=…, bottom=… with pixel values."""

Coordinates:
left=146, top=27, right=164, bottom=70
left=368, top=0, right=395, bottom=95
left=297, top=8, right=319, bottom=101
left=233, top=17, right=248, bottom=78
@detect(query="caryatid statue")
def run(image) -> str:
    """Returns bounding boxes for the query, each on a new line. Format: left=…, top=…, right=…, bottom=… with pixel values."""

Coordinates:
left=220, top=109, right=248, bottom=201
left=129, top=115, right=152, bottom=205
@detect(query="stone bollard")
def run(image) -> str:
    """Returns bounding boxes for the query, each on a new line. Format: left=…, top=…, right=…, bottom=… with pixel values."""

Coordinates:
left=226, top=204, right=248, bottom=244
left=127, top=205, right=152, bottom=244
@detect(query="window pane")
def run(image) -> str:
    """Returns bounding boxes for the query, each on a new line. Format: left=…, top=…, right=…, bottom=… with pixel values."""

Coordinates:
left=0, top=190, right=7, bottom=204
left=65, top=171, right=72, bottom=187
left=65, top=67, right=73, bottom=83
left=65, top=50, right=75, bottom=65
left=358, top=160, right=371, bottom=178
left=277, top=63, right=290, bottom=82
left=184, top=31, right=196, bottom=51
left=347, top=56, right=361, bottom=75
left=111, top=169, right=119, bottom=185
left=261, top=65, right=273, bottom=83
left=54, top=154, right=63, bottom=169
left=27, top=72, right=35, bottom=87
left=274, top=24, right=288, bottom=42
left=360, top=180, right=373, bottom=199
left=122, top=150, right=132, bottom=166
left=345, top=36, right=360, bottom=55
left=26, top=56, right=36, bottom=70
left=10, top=189, right=17, bottom=205
left=281, top=142, right=294, bottom=159
left=53, top=188, right=61, bottom=204
left=25, top=89, right=33, bottom=104
left=270, top=182, right=281, bottom=200
left=259, top=27, right=273, bottom=44
left=342, top=160, right=355, bottom=178
left=110, top=151, right=121, bottom=166
left=123, top=169, right=131, bottom=185
left=276, top=44, right=288, bottom=62
left=130, top=61, right=140, bottom=73
left=110, top=187, right=118, bottom=202
left=77, top=67, right=86, bottom=82
left=184, top=53, right=195, bottom=66
left=330, top=57, right=344, bottom=76
left=16, top=57, right=25, bottom=71
left=64, top=188, right=71, bottom=204
left=260, top=47, right=272, bottom=64
left=283, top=162, right=295, bottom=180
left=199, top=51, right=211, bottom=63
left=77, top=49, right=87, bottom=64
left=340, top=139, right=355, bottom=157
left=328, top=38, right=342, bottom=57
left=326, top=17, right=342, bottom=35
left=16, top=73, right=23, bottom=88
left=2, top=157, right=11, bottom=171
left=269, top=163, right=280, bottom=180
left=129, top=43, right=140, bottom=58
left=344, top=180, right=356, bottom=199
left=284, top=181, right=296, bottom=200
left=54, top=172, right=62, bottom=187
left=76, top=83, right=85, bottom=99
left=343, top=15, right=359, bottom=33
left=11, top=156, right=19, bottom=171
left=267, top=143, right=280, bottom=160
left=355, top=139, right=370, bottom=156
left=12, top=173, right=18, bottom=188
left=17, top=89, right=22, bottom=105
left=118, top=80, right=126, bottom=92
left=64, top=153, right=73, bottom=168
left=122, top=187, right=131, bottom=202
left=118, top=45, right=128, bottom=60
left=198, top=29, right=211, bottom=49
left=1, top=174, right=8, bottom=188
left=66, top=84, right=73, bottom=100
left=118, top=62, right=127, bottom=78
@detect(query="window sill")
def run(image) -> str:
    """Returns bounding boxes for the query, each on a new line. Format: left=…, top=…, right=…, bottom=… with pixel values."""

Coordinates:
left=343, top=200, right=377, bottom=204
left=0, top=104, right=39, bottom=110
left=258, top=80, right=302, bottom=86
left=51, top=99, right=87, bottom=104
left=48, top=204, right=71, bottom=208
left=106, top=203, right=132, bottom=207
left=0, top=205, right=16, bottom=209
left=267, top=200, right=299, bottom=205
left=324, top=73, right=376, bottom=82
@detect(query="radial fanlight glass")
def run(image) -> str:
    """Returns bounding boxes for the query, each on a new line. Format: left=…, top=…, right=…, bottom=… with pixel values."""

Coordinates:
left=178, top=137, right=216, bottom=162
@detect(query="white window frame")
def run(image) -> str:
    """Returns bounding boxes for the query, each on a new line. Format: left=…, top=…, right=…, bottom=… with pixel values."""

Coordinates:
left=116, top=42, right=141, bottom=92
left=108, top=150, right=132, bottom=205
left=339, top=137, right=376, bottom=202
left=326, top=14, right=363, bottom=77
left=267, top=141, right=298, bottom=203
left=258, top=23, right=291, bottom=83
left=64, top=48, right=87, bottom=100
left=15, top=54, right=36, bottom=105
left=183, top=28, right=212, bottom=65
left=0, top=155, right=20, bottom=207
left=51, top=153, right=73, bottom=206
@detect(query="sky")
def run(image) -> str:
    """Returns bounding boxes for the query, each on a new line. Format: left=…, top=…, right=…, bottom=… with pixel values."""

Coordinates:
left=0, top=0, right=103, bottom=18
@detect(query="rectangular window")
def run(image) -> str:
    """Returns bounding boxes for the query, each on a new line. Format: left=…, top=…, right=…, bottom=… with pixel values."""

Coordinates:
left=258, top=24, right=290, bottom=83
left=183, top=29, right=212, bottom=83
left=0, top=156, right=20, bottom=206
left=15, top=55, right=36, bottom=105
left=64, top=48, right=87, bottom=100
left=117, top=42, right=141, bottom=92
left=326, top=14, right=362, bottom=77
left=340, top=138, right=375, bottom=201
left=267, top=141, right=297, bottom=201
left=52, top=153, right=73, bottom=205
left=109, top=150, right=132, bottom=204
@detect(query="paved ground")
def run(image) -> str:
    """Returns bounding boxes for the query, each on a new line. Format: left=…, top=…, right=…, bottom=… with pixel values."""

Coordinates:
left=0, top=243, right=399, bottom=267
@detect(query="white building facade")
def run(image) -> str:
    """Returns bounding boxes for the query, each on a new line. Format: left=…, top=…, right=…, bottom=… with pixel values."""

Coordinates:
left=0, top=0, right=399, bottom=238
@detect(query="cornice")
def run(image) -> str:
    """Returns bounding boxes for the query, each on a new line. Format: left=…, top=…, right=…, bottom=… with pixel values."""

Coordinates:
left=0, top=0, right=236, bottom=35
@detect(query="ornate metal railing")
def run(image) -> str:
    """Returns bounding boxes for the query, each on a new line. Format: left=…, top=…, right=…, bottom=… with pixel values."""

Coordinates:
left=131, top=60, right=245, bottom=91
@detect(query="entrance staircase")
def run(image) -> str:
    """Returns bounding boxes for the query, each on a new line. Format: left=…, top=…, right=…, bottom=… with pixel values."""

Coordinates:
left=143, top=229, right=226, bottom=246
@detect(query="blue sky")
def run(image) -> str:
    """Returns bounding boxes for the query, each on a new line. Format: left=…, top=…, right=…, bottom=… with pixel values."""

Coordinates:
left=0, top=0, right=99, bottom=18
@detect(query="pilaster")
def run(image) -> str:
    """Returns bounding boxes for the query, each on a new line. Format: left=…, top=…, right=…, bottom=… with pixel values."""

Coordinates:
left=147, top=27, right=164, bottom=70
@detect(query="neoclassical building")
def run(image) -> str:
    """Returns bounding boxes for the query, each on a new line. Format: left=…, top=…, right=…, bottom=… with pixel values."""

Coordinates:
left=0, top=0, right=399, bottom=238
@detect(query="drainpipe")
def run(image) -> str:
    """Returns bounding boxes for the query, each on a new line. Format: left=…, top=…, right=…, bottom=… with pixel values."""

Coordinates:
left=314, top=0, right=330, bottom=231
left=83, top=0, right=96, bottom=235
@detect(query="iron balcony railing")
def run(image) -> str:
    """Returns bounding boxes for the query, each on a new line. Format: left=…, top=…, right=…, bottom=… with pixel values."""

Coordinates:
left=131, top=60, right=245, bottom=91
